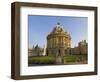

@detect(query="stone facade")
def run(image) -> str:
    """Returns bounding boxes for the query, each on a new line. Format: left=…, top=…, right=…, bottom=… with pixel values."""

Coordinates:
left=28, top=45, right=46, bottom=56
left=28, top=49, right=33, bottom=56
left=71, top=40, right=88, bottom=55
left=47, top=23, right=71, bottom=56
left=78, top=40, right=88, bottom=55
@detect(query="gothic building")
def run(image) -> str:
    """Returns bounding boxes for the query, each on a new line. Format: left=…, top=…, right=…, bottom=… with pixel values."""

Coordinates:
left=71, top=40, right=88, bottom=55
left=28, top=45, right=46, bottom=56
left=46, top=23, right=71, bottom=56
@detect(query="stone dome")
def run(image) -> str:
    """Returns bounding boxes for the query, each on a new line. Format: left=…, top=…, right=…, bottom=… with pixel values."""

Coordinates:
left=51, top=23, right=65, bottom=34
left=47, top=23, right=71, bottom=56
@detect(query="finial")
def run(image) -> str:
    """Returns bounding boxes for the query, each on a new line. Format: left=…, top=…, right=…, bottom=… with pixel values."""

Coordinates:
left=57, top=22, right=60, bottom=25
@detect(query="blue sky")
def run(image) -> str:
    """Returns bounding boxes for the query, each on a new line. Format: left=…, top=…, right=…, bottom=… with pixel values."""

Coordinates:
left=28, top=15, right=88, bottom=48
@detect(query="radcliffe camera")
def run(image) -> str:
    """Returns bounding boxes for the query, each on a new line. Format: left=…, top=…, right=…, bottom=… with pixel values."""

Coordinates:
left=28, top=15, right=88, bottom=66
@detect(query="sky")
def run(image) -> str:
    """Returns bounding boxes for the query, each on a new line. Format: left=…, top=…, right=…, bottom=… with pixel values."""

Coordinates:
left=28, top=15, right=88, bottom=48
